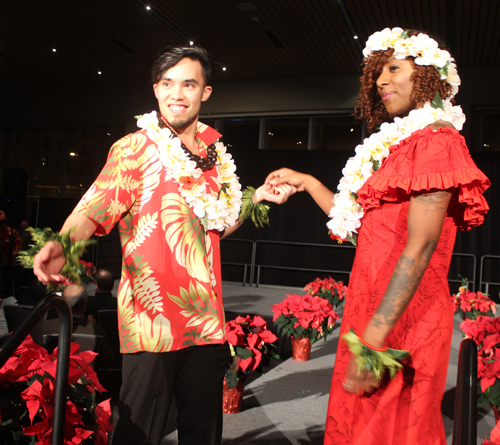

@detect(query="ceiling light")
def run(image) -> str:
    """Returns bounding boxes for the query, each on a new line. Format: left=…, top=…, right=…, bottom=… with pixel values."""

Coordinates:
left=52, top=48, right=57, bottom=52
left=69, top=152, right=77, bottom=157
left=97, top=71, right=102, bottom=75
left=189, top=41, right=194, bottom=46
left=145, top=5, right=151, bottom=10
left=237, top=2, right=256, bottom=11
left=222, top=67, right=227, bottom=71
left=353, top=35, right=358, bottom=40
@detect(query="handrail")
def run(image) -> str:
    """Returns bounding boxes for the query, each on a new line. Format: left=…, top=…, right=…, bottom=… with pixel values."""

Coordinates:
left=0, top=296, right=72, bottom=445
left=449, top=253, right=477, bottom=292
left=452, top=338, right=477, bottom=445
left=479, top=255, right=500, bottom=294
left=253, top=240, right=355, bottom=287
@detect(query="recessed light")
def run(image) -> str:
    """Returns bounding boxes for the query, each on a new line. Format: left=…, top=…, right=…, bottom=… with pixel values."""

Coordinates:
left=237, top=2, right=256, bottom=12
left=353, top=36, right=358, bottom=40
left=146, top=5, right=151, bottom=10
left=52, top=48, right=57, bottom=52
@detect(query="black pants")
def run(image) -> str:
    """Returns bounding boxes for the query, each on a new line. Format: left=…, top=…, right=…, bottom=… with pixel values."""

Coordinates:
left=112, top=342, right=230, bottom=445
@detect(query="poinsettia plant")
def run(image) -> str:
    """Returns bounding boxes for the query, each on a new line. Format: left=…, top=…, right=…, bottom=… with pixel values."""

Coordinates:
left=451, top=278, right=496, bottom=320
left=303, top=276, right=348, bottom=308
left=0, top=335, right=113, bottom=444
left=225, top=315, right=279, bottom=389
left=271, top=294, right=339, bottom=344
left=460, top=315, right=500, bottom=410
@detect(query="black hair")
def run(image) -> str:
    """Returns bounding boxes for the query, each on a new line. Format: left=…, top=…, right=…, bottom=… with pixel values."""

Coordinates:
left=151, top=46, right=212, bottom=86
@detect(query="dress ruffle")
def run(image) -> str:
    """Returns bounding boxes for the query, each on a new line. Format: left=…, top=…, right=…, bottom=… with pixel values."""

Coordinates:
left=357, top=126, right=490, bottom=230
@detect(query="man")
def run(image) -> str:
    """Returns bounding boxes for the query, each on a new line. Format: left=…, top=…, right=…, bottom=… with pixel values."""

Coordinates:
left=33, top=46, right=292, bottom=444
left=42, top=284, right=113, bottom=369
left=85, top=268, right=117, bottom=319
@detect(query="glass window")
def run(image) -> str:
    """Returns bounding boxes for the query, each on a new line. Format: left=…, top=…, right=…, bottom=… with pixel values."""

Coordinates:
left=482, top=113, right=500, bottom=151
left=266, top=117, right=309, bottom=149
left=314, top=115, right=362, bottom=150
left=221, top=119, right=260, bottom=150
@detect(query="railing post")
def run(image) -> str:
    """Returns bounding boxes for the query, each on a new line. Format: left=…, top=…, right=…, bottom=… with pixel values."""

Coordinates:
left=453, top=338, right=477, bottom=445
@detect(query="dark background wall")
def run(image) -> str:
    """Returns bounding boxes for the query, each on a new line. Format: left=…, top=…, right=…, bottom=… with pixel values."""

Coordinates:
left=1, top=70, right=498, bottom=297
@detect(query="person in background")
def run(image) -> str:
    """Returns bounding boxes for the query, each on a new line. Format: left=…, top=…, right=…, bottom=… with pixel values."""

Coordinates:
left=18, top=220, right=33, bottom=252
left=86, top=268, right=117, bottom=319
left=266, top=27, right=489, bottom=444
left=0, top=211, right=22, bottom=265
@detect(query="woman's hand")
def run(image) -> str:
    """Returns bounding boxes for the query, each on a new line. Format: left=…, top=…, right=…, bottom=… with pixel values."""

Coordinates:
left=343, top=356, right=381, bottom=395
left=253, top=183, right=297, bottom=204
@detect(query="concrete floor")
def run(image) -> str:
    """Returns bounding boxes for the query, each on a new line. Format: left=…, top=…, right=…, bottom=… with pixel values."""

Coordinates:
left=159, top=282, right=496, bottom=444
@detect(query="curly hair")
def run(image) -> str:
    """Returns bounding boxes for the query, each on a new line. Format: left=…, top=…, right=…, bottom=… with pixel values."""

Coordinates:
left=355, top=31, right=454, bottom=133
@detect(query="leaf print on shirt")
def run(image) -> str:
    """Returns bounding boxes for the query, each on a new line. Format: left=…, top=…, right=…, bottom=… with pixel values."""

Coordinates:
left=136, top=311, right=173, bottom=352
left=161, top=193, right=210, bottom=283
left=168, top=281, right=223, bottom=340
left=132, top=143, right=162, bottom=213
left=123, top=212, right=159, bottom=257
left=129, top=254, right=163, bottom=315
left=117, top=277, right=139, bottom=353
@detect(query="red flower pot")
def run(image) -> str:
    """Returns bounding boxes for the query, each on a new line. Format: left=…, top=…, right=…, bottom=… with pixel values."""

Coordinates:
left=222, top=379, right=244, bottom=413
left=291, top=336, right=311, bottom=361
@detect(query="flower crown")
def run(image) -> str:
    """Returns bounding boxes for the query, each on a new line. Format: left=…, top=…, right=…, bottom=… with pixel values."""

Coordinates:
left=363, top=27, right=460, bottom=97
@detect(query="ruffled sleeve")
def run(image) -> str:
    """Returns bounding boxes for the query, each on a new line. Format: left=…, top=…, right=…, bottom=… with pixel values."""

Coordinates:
left=356, top=126, right=490, bottom=231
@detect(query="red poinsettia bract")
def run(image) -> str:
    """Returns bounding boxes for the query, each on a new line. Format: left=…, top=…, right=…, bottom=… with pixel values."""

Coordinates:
left=0, top=335, right=112, bottom=444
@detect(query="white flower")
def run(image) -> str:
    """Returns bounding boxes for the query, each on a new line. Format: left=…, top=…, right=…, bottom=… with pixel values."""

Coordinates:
left=136, top=111, right=159, bottom=130
left=363, top=28, right=460, bottom=97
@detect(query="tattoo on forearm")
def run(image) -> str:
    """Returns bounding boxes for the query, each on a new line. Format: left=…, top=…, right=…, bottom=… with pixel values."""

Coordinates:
left=414, top=191, right=450, bottom=214
left=371, top=240, right=438, bottom=329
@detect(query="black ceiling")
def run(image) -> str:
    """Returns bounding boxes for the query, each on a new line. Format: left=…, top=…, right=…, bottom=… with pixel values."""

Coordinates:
left=1, top=0, right=499, bottom=99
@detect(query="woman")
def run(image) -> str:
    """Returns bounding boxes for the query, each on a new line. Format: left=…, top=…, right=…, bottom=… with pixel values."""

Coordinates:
left=267, top=28, right=489, bottom=444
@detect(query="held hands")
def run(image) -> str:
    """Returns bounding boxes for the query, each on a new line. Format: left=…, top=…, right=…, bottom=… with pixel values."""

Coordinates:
left=253, top=183, right=297, bottom=205
left=33, top=240, right=67, bottom=285
left=265, top=168, right=315, bottom=192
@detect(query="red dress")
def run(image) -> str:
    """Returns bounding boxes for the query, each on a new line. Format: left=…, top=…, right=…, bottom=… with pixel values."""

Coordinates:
left=324, top=127, right=490, bottom=445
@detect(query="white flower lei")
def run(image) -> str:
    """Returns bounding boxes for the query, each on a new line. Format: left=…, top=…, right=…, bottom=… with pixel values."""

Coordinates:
left=136, top=111, right=242, bottom=232
left=326, top=100, right=466, bottom=245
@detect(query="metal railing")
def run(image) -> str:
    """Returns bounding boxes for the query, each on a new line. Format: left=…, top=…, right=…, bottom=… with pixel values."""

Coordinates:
left=0, top=296, right=72, bottom=445
left=448, top=253, right=477, bottom=292
left=479, top=255, right=500, bottom=295
left=252, top=240, right=355, bottom=287
left=452, top=338, right=478, bottom=445
left=222, top=239, right=482, bottom=290
left=220, top=238, right=255, bottom=286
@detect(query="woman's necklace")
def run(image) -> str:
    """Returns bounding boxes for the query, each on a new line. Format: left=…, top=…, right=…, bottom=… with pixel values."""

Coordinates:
left=136, top=111, right=243, bottom=232
left=327, top=99, right=466, bottom=245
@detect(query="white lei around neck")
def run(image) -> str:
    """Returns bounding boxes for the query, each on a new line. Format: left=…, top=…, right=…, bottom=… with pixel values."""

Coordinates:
left=136, top=111, right=242, bottom=232
left=326, top=99, right=466, bottom=245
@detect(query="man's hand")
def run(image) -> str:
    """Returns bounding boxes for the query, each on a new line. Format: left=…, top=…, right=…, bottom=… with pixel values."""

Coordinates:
left=33, top=240, right=66, bottom=285
left=265, top=168, right=318, bottom=192
left=253, top=183, right=297, bottom=204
